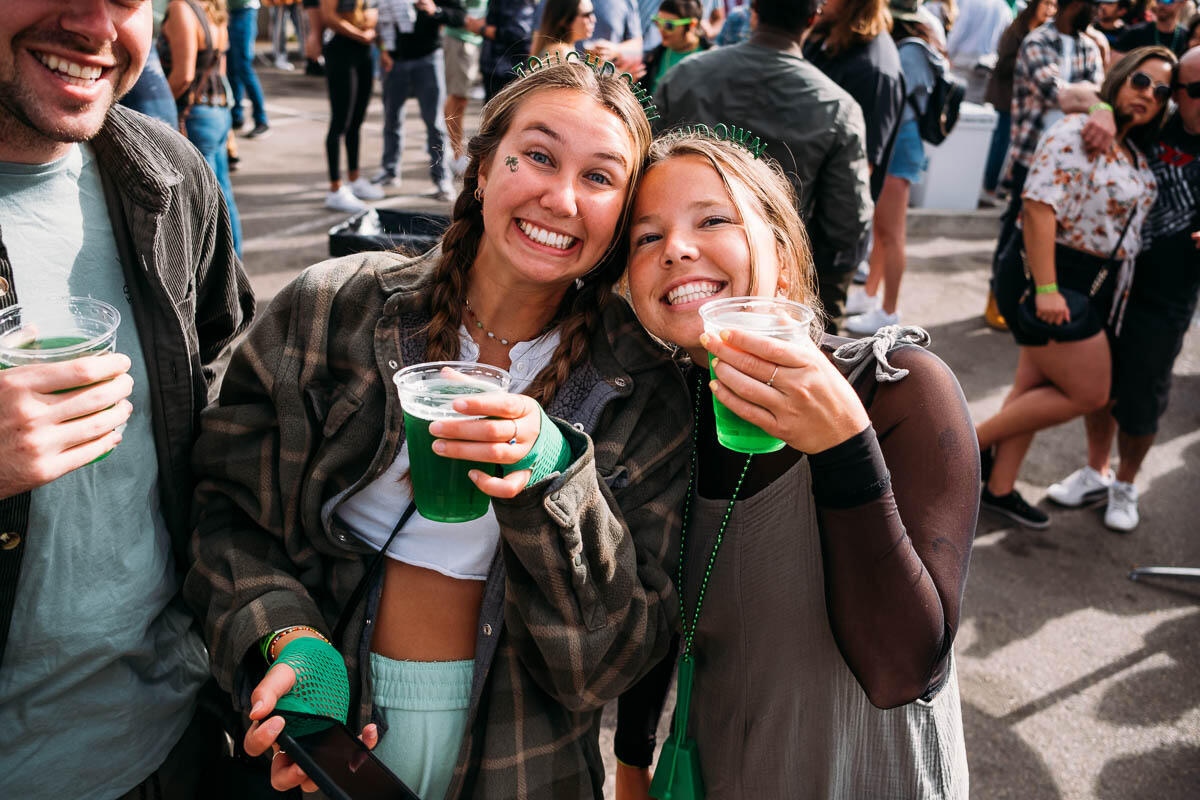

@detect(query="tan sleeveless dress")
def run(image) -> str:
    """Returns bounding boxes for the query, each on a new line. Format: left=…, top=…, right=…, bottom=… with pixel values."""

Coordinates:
left=681, top=455, right=969, bottom=799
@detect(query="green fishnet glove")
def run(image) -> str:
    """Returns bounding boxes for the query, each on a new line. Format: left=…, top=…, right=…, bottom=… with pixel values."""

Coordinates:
left=502, top=407, right=573, bottom=484
left=273, top=637, right=351, bottom=737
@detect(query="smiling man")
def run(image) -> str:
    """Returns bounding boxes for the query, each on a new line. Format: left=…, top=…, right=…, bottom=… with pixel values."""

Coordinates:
left=0, top=2, right=253, bottom=798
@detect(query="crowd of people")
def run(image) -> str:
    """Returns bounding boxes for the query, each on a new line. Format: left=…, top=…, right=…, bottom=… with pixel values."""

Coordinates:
left=0, top=0, right=1197, bottom=799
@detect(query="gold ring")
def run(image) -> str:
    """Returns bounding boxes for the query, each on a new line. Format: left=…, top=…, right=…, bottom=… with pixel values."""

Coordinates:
left=767, top=365, right=780, bottom=388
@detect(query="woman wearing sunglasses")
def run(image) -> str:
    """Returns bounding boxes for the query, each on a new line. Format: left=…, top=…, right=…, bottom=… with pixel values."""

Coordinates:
left=979, top=46, right=1178, bottom=529
left=639, top=0, right=712, bottom=94
left=530, top=0, right=597, bottom=58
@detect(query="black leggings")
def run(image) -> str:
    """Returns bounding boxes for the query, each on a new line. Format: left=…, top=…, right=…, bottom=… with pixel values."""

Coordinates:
left=324, top=35, right=373, bottom=183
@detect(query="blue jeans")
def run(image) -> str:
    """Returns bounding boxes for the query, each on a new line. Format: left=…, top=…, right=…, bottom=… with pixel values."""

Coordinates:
left=381, top=51, right=451, bottom=190
left=983, top=110, right=1011, bottom=193
left=227, top=8, right=268, bottom=127
left=119, top=49, right=178, bottom=129
left=185, top=105, right=243, bottom=257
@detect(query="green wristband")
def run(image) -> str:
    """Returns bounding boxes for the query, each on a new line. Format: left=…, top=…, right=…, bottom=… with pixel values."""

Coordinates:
left=1088, top=101, right=1113, bottom=114
left=1035, top=282, right=1059, bottom=295
left=272, top=637, right=350, bottom=737
left=504, top=406, right=573, bottom=484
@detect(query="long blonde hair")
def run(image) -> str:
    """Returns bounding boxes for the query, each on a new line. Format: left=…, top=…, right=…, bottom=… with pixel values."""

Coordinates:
left=196, top=0, right=229, bottom=26
left=640, top=133, right=824, bottom=335
left=425, top=62, right=654, bottom=406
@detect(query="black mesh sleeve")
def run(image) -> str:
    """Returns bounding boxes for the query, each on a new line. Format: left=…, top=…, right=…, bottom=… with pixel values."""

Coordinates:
left=816, top=345, right=980, bottom=708
left=614, top=635, right=679, bottom=768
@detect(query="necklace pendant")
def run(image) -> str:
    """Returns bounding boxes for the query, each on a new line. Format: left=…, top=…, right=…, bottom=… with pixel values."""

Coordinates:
left=649, top=657, right=705, bottom=800
left=649, top=735, right=704, bottom=800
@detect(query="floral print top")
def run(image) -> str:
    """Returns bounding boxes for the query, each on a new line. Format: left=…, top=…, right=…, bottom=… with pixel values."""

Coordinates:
left=1021, top=114, right=1158, bottom=260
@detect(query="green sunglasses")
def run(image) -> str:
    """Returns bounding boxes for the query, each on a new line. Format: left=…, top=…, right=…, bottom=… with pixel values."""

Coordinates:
left=653, top=15, right=698, bottom=30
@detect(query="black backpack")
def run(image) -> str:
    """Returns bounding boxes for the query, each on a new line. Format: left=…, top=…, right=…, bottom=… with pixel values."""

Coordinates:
left=897, top=38, right=966, bottom=145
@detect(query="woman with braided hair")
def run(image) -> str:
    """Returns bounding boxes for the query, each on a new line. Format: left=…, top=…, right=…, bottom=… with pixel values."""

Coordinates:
left=614, top=132, right=976, bottom=799
left=185, top=61, right=690, bottom=799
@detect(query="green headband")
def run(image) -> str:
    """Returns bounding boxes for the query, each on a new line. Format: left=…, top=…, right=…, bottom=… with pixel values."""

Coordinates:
left=510, top=50, right=661, bottom=122
left=670, top=123, right=769, bottom=159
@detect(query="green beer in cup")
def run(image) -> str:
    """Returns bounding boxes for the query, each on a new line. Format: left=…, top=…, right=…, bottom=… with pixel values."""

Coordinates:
left=0, top=297, right=123, bottom=462
left=698, top=297, right=815, bottom=454
left=394, top=361, right=514, bottom=523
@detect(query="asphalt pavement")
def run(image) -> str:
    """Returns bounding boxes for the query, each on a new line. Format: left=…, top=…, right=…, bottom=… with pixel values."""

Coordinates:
left=227, top=64, right=1199, bottom=800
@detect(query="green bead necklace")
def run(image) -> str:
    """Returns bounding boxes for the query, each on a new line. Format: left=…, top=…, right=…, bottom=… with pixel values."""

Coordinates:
left=650, top=376, right=753, bottom=800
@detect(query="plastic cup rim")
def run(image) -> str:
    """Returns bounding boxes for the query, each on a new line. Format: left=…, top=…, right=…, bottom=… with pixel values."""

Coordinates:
left=697, top=296, right=815, bottom=331
left=393, top=360, right=513, bottom=388
left=0, top=297, right=121, bottom=360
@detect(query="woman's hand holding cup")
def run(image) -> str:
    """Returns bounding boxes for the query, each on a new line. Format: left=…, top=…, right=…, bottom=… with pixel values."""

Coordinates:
left=702, top=329, right=870, bottom=455
left=429, top=391, right=543, bottom=499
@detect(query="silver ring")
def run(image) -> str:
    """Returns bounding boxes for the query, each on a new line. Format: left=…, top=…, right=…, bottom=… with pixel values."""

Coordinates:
left=272, top=749, right=283, bottom=763
left=508, top=419, right=519, bottom=445
left=766, top=365, right=780, bottom=388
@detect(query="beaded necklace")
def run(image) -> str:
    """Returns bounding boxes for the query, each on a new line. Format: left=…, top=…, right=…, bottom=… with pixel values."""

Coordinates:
left=464, top=296, right=552, bottom=348
left=649, top=375, right=753, bottom=800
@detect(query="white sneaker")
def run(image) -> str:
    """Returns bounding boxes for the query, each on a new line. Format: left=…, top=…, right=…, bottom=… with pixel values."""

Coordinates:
left=349, top=177, right=385, bottom=201
left=325, top=185, right=368, bottom=213
left=1047, top=465, right=1112, bottom=507
left=1104, top=480, right=1139, bottom=532
left=853, top=260, right=870, bottom=284
left=274, top=56, right=295, bottom=72
left=845, top=290, right=881, bottom=316
left=844, top=307, right=900, bottom=335
left=450, top=153, right=470, bottom=177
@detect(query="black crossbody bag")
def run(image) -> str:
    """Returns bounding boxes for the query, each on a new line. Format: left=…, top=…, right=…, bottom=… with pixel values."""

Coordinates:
left=1016, top=205, right=1137, bottom=340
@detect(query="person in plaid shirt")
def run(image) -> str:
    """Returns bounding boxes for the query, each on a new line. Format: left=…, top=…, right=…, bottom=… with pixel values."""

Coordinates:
left=993, top=0, right=1104, bottom=269
left=186, top=62, right=691, bottom=799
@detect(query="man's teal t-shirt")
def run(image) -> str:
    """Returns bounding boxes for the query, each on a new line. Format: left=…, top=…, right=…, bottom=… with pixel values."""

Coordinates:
left=0, top=145, right=209, bottom=800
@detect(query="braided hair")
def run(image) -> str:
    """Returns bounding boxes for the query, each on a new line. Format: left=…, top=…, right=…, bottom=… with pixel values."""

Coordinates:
left=424, top=63, right=654, bottom=408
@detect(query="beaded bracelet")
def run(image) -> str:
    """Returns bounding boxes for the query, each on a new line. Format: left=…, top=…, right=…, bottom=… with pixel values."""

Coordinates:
left=261, top=625, right=331, bottom=664
left=1035, top=282, right=1059, bottom=295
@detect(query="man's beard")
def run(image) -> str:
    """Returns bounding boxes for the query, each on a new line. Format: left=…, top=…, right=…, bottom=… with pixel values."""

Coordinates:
left=0, top=28, right=130, bottom=149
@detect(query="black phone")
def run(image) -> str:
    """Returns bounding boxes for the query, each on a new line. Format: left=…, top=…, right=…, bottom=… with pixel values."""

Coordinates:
left=276, top=714, right=421, bottom=800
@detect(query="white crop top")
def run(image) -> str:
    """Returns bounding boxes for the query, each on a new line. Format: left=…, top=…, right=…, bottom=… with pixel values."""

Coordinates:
left=324, top=327, right=561, bottom=580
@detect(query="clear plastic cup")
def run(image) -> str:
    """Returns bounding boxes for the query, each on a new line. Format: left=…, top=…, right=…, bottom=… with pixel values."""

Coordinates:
left=698, top=297, right=815, bottom=454
left=394, top=362, right=513, bottom=523
left=0, top=297, right=124, bottom=462
left=0, top=297, right=121, bottom=367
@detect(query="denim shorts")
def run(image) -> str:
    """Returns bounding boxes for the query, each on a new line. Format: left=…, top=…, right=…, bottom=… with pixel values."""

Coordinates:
left=888, top=118, right=927, bottom=184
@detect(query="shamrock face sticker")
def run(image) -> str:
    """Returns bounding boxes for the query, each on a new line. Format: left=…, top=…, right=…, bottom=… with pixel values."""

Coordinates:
left=505, top=156, right=519, bottom=173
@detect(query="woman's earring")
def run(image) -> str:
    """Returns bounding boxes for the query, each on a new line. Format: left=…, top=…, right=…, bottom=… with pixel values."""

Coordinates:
left=474, top=186, right=484, bottom=203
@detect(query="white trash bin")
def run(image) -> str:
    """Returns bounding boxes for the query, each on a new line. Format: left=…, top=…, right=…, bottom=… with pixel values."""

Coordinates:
left=910, top=102, right=998, bottom=211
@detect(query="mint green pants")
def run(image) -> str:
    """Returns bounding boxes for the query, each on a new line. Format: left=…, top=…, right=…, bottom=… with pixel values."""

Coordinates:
left=369, top=653, right=473, bottom=800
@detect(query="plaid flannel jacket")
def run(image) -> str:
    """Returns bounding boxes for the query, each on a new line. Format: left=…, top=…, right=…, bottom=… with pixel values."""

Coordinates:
left=184, top=248, right=691, bottom=799
left=1005, top=22, right=1103, bottom=183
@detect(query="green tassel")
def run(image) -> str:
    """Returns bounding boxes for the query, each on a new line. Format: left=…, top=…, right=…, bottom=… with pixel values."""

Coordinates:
left=649, top=657, right=705, bottom=800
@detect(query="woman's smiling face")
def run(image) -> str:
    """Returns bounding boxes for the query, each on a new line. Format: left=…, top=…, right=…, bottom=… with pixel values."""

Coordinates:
left=474, top=87, right=635, bottom=292
left=626, top=154, right=783, bottom=360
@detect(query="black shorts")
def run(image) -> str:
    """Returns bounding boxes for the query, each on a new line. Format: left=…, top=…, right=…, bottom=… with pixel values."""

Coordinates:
left=994, top=237, right=1116, bottom=347
left=1110, top=300, right=1193, bottom=436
